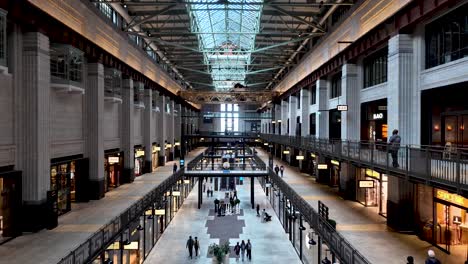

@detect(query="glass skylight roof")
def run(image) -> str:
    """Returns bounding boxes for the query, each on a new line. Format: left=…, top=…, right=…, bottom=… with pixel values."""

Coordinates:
left=187, top=0, right=263, bottom=90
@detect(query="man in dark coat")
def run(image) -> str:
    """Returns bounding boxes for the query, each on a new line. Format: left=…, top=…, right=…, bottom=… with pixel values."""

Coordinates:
left=388, top=129, right=401, bottom=168
left=274, top=164, right=280, bottom=175
left=186, top=236, right=194, bottom=259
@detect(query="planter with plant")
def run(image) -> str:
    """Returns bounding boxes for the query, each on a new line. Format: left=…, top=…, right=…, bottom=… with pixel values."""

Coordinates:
left=208, top=242, right=230, bottom=263
left=327, top=219, right=337, bottom=230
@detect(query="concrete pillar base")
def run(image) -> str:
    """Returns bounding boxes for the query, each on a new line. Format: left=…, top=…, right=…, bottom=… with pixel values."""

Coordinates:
left=88, top=179, right=105, bottom=200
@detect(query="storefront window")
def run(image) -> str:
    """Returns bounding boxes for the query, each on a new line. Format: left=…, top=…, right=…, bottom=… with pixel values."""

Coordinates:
left=50, top=161, right=77, bottom=216
left=151, top=145, right=160, bottom=172
left=360, top=99, right=388, bottom=143
left=356, top=168, right=388, bottom=216
left=425, top=4, right=468, bottom=69
left=310, top=85, right=316, bottom=105
left=432, top=189, right=468, bottom=256
left=105, top=153, right=122, bottom=192
left=134, top=148, right=145, bottom=177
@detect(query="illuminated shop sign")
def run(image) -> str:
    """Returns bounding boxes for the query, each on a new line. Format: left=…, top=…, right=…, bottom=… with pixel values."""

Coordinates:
left=436, top=190, right=466, bottom=207
left=153, top=146, right=161, bottom=152
left=337, top=105, right=348, bottom=111
left=108, top=157, right=119, bottom=164
left=372, top=113, right=384, bottom=120
left=359, top=180, right=374, bottom=188
left=317, top=164, right=328, bottom=170
left=135, top=150, right=145, bottom=157
left=331, top=160, right=340, bottom=166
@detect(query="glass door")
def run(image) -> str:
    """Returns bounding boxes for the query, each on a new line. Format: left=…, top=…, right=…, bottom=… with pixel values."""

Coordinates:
left=435, top=202, right=451, bottom=252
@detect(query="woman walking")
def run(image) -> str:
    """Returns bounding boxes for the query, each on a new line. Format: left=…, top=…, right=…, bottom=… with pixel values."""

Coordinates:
left=234, top=242, right=241, bottom=261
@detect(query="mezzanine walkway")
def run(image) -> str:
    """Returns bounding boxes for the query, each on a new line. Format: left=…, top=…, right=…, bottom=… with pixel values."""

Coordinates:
left=144, top=177, right=300, bottom=263
left=257, top=149, right=461, bottom=264
left=0, top=148, right=205, bottom=264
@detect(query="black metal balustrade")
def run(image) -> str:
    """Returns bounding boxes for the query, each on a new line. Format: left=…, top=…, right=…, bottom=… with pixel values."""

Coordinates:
left=266, top=169, right=370, bottom=264
left=57, top=169, right=191, bottom=264
left=261, top=134, right=468, bottom=194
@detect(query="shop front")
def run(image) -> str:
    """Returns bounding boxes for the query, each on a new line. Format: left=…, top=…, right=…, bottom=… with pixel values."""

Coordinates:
left=328, top=109, right=341, bottom=140
left=360, top=99, right=388, bottom=143
left=0, top=168, right=21, bottom=244
left=419, top=188, right=468, bottom=260
left=134, top=147, right=145, bottom=177
left=151, top=144, right=160, bottom=172
left=105, top=150, right=123, bottom=192
left=356, top=168, right=388, bottom=217
left=50, top=156, right=89, bottom=216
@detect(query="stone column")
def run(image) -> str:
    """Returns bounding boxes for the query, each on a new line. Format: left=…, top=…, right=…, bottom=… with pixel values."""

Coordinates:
left=275, top=103, right=281, bottom=134
left=316, top=79, right=328, bottom=138
left=387, top=34, right=418, bottom=145
left=300, top=88, right=310, bottom=136
left=280, top=99, right=289, bottom=135
left=85, top=63, right=105, bottom=199
left=121, top=79, right=135, bottom=183
left=157, top=94, right=167, bottom=165
left=341, top=64, right=360, bottom=141
left=289, top=95, right=297, bottom=136
left=143, top=89, right=154, bottom=173
left=174, top=103, right=182, bottom=158
left=18, top=32, right=51, bottom=231
left=167, top=98, right=175, bottom=161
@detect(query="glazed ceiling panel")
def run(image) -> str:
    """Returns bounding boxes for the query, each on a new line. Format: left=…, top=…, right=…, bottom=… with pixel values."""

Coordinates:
left=187, top=0, right=263, bottom=90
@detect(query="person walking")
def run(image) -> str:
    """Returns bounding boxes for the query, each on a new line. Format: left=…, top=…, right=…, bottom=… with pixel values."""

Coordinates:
left=274, top=164, right=280, bottom=175
left=425, top=250, right=441, bottom=264
left=388, top=129, right=401, bottom=168
left=246, top=239, right=252, bottom=261
left=240, top=240, right=246, bottom=261
left=279, top=165, right=284, bottom=177
left=194, top=237, right=200, bottom=257
left=173, top=162, right=178, bottom=173
left=406, top=256, right=414, bottom=264
left=256, top=204, right=260, bottom=217
left=186, top=236, right=194, bottom=259
left=234, top=242, right=241, bottom=261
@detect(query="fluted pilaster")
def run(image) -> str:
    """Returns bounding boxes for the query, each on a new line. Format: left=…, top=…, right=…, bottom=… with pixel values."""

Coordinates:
left=341, top=64, right=359, bottom=141
left=121, top=79, right=134, bottom=182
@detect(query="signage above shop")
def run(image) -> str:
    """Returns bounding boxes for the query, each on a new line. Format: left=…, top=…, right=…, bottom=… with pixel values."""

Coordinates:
left=153, top=146, right=161, bottom=152
left=174, top=142, right=181, bottom=146
left=318, top=164, right=328, bottom=170
left=436, top=190, right=466, bottom=207
left=310, top=153, right=316, bottom=158
left=296, top=155, right=305, bottom=160
left=331, top=160, right=340, bottom=166
left=108, top=157, right=120, bottom=164
left=155, top=209, right=165, bottom=215
left=172, top=191, right=181, bottom=197
left=337, top=105, right=348, bottom=111
left=372, top=113, right=384, bottom=120
left=135, top=150, right=145, bottom=157
left=359, top=180, right=374, bottom=188
left=283, top=150, right=290, bottom=155
left=378, top=106, right=387, bottom=111
left=264, top=143, right=269, bottom=146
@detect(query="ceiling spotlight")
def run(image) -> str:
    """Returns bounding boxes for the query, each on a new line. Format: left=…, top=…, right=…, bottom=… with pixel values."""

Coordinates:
left=123, top=4, right=127, bottom=8
left=147, top=31, right=152, bottom=37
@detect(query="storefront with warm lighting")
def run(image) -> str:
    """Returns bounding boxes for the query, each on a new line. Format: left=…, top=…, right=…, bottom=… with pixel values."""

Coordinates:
left=417, top=187, right=468, bottom=259
left=134, top=147, right=145, bottom=177
left=105, top=150, right=123, bottom=192
left=356, top=168, right=388, bottom=217
left=360, top=99, right=388, bottom=143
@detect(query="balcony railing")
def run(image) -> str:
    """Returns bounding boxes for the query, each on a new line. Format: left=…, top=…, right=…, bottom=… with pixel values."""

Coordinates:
left=261, top=133, right=468, bottom=193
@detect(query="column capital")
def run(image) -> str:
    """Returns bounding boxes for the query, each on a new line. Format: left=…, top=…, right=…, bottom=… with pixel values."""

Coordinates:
left=389, top=34, right=413, bottom=56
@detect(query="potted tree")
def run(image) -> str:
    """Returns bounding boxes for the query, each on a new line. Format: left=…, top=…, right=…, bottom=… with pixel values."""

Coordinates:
left=208, top=242, right=230, bottom=263
left=214, top=199, right=220, bottom=214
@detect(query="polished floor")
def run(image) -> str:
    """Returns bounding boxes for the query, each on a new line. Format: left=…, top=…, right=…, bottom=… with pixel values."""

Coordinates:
left=257, top=149, right=461, bottom=264
left=144, top=177, right=300, bottom=263
left=0, top=148, right=205, bottom=264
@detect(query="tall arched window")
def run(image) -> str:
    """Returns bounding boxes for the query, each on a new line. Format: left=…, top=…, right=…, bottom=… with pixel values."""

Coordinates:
left=220, top=104, right=239, bottom=132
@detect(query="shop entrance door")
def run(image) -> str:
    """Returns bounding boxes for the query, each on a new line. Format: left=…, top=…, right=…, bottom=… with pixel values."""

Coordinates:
left=441, top=111, right=468, bottom=148
left=435, top=202, right=452, bottom=253
left=50, top=164, right=71, bottom=216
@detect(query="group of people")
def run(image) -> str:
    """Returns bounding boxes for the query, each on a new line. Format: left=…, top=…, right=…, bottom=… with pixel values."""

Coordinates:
left=233, top=239, right=253, bottom=261
left=406, top=249, right=447, bottom=264
left=256, top=204, right=272, bottom=222
left=186, top=236, right=200, bottom=259
left=274, top=164, right=285, bottom=177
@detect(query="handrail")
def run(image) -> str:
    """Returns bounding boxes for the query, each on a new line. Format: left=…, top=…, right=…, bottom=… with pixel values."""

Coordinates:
left=266, top=168, right=371, bottom=264
left=252, top=153, right=370, bottom=264
left=261, top=133, right=468, bottom=193
left=57, top=169, right=187, bottom=264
